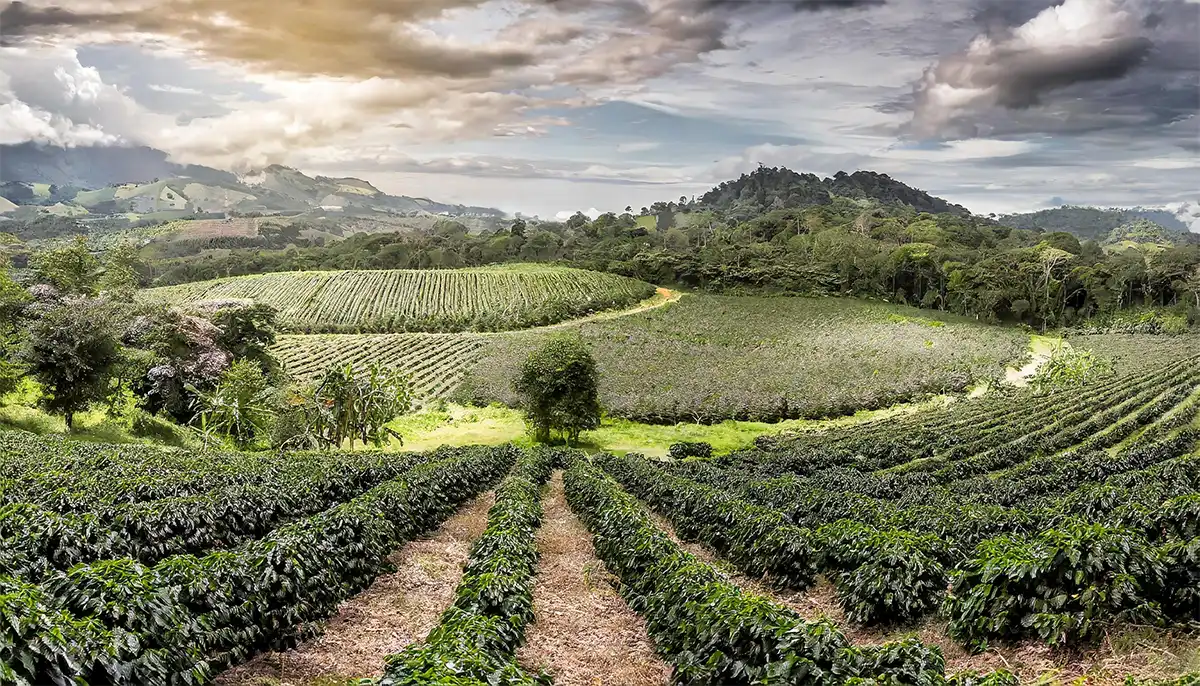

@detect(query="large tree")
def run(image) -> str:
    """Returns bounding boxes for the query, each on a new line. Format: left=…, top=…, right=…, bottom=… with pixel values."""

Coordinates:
left=21, top=296, right=123, bottom=429
left=514, top=333, right=601, bottom=444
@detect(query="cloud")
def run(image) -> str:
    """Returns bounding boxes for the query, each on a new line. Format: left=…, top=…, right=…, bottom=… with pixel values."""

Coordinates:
left=912, top=0, right=1153, bottom=135
left=0, top=45, right=172, bottom=146
left=0, top=0, right=536, bottom=79
left=555, top=207, right=602, bottom=220
left=617, top=140, right=661, bottom=152
left=146, top=83, right=203, bottom=95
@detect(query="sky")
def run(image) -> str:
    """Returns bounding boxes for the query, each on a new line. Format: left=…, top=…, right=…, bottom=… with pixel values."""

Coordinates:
left=0, top=0, right=1197, bottom=219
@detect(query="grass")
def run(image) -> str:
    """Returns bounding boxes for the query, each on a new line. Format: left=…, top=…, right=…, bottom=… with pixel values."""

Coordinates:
left=383, top=399, right=944, bottom=457
left=0, top=381, right=196, bottom=447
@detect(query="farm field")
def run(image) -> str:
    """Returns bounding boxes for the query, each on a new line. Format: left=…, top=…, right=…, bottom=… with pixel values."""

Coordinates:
left=4, top=325, right=1200, bottom=684
left=140, top=265, right=656, bottom=334
left=457, top=295, right=1031, bottom=423
left=271, top=332, right=487, bottom=399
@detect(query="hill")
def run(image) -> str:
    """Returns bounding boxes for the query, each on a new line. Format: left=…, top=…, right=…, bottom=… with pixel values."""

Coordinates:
left=694, top=167, right=970, bottom=218
left=998, top=205, right=1193, bottom=241
left=139, top=265, right=656, bottom=334
left=0, top=143, right=503, bottom=220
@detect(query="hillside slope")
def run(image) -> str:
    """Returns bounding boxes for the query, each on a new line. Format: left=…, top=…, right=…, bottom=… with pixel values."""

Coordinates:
left=140, top=265, right=656, bottom=333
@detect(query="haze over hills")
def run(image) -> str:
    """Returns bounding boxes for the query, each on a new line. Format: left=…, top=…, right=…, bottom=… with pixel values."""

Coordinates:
left=2, top=143, right=1196, bottom=248
left=0, top=143, right=505, bottom=219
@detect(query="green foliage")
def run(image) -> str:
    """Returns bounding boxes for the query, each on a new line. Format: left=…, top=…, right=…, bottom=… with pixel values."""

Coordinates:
left=464, top=296, right=1027, bottom=424
left=564, top=458, right=947, bottom=685
left=945, top=523, right=1168, bottom=651
left=20, top=296, right=123, bottom=429
left=204, top=301, right=278, bottom=367
left=0, top=444, right=517, bottom=683
left=1029, top=345, right=1113, bottom=392
left=143, top=266, right=655, bottom=334
left=97, top=242, right=144, bottom=301
left=668, top=440, right=713, bottom=459
left=279, top=362, right=413, bottom=450
left=31, top=236, right=101, bottom=295
left=380, top=447, right=559, bottom=685
left=514, top=333, right=600, bottom=444
left=190, top=360, right=274, bottom=448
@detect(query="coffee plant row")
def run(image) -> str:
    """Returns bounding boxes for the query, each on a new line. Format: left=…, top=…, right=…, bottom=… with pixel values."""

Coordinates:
left=563, top=458, right=1024, bottom=686
left=457, top=295, right=1030, bottom=424
left=380, top=446, right=563, bottom=685
left=142, top=266, right=656, bottom=334
left=632, top=351, right=1200, bottom=652
left=1, top=445, right=518, bottom=685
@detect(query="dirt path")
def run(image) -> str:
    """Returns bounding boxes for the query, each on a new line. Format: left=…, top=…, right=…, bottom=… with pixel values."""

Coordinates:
left=648, top=512, right=1198, bottom=683
left=517, top=472, right=671, bottom=686
left=214, top=491, right=496, bottom=686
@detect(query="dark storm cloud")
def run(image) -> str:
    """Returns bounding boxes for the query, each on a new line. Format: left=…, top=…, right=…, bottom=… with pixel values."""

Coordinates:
left=694, top=0, right=885, bottom=11
left=911, top=0, right=1161, bottom=135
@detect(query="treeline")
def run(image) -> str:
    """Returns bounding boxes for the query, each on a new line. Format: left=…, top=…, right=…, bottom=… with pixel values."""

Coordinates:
left=139, top=195, right=1200, bottom=329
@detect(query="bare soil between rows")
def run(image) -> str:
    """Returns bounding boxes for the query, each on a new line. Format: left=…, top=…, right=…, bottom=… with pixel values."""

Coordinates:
left=517, top=471, right=672, bottom=686
left=215, top=491, right=495, bottom=686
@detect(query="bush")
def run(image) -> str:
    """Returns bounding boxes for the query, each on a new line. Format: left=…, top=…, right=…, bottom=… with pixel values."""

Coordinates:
left=669, top=441, right=714, bottom=459
left=946, top=523, right=1167, bottom=651
left=817, top=523, right=950, bottom=626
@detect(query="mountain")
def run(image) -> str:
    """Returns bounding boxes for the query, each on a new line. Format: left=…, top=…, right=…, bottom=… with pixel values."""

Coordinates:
left=0, top=143, right=236, bottom=188
left=998, top=205, right=1192, bottom=241
left=694, top=167, right=970, bottom=217
left=0, top=144, right=503, bottom=219
left=1105, top=218, right=1181, bottom=247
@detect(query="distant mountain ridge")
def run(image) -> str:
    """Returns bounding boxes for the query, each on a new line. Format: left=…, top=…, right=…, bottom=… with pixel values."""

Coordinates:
left=0, top=143, right=503, bottom=218
left=695, top=167, right=971, bottom=217
left=998, top=205, right=1194, bottom=241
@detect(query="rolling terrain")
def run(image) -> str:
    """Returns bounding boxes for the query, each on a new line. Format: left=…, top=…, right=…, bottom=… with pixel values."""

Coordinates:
left=141, top=265, right=656, bottom=334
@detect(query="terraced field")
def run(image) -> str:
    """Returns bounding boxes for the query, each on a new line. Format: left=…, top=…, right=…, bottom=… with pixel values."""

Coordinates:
left=140, top=265, right=656, bottom=334
left=271, top=333, right=486, bottom=399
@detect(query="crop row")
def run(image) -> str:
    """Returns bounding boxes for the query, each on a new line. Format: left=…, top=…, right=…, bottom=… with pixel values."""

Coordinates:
left=646, top=443, right=1200, bottom=646
left=142, top=267, right=657, bottom=334
left=0, top=432, right=426, bottom=515
left=1, top=449, right=448, bottom=580
left=272, top=333, right=487, bottom=400
left=379, top=447, right=560, bottom=685
left=564, top=457, right=980, bottom=685
left=1, top=445, right=518, bottom=685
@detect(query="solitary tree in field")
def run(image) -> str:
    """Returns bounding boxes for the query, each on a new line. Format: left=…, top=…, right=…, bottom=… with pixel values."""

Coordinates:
left=514, top=333, right=600, bottom=445
left=21, top=297, right=122, bottom=429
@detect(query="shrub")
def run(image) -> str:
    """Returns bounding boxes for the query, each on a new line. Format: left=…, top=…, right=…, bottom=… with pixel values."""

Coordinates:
left=946, top=523, right=1167, bottom=651
left=669, top=441, right=714, bottom=460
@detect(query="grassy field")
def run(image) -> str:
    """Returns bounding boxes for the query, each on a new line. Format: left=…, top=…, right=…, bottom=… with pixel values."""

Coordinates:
left=140, top=264, right=656, bottom=334
left=456, top=295, right=1029, bottom=423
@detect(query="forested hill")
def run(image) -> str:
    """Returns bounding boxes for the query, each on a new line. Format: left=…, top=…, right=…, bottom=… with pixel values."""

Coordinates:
left=998, top=205, right=1192, bottom=241
left=694, top=167, right=970, bottom=219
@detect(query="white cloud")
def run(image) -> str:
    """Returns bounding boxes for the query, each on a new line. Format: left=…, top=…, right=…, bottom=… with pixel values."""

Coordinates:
left=146, top=84, right=204, bottom=95
left=616, top=141, right=661, bottom=153
left=556, top=208, right=603, bottom=220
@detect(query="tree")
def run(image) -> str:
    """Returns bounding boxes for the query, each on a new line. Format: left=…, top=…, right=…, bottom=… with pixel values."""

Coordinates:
left=513, top=333, right=600, bottom=444
left=293, top=362, right=413, bottom=450
left=201, top=301, right=278, bottom=369
left=31, top=236, right=101, bottom=295
left=21, top=297, right=122, bottom=429
left=0, top=263, right=30, bottom=396
left=191, top=360, right=273, bottom=448
left=510, top=218, right=527, bottom=237
left=97, top=242, right=143, bottom=300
